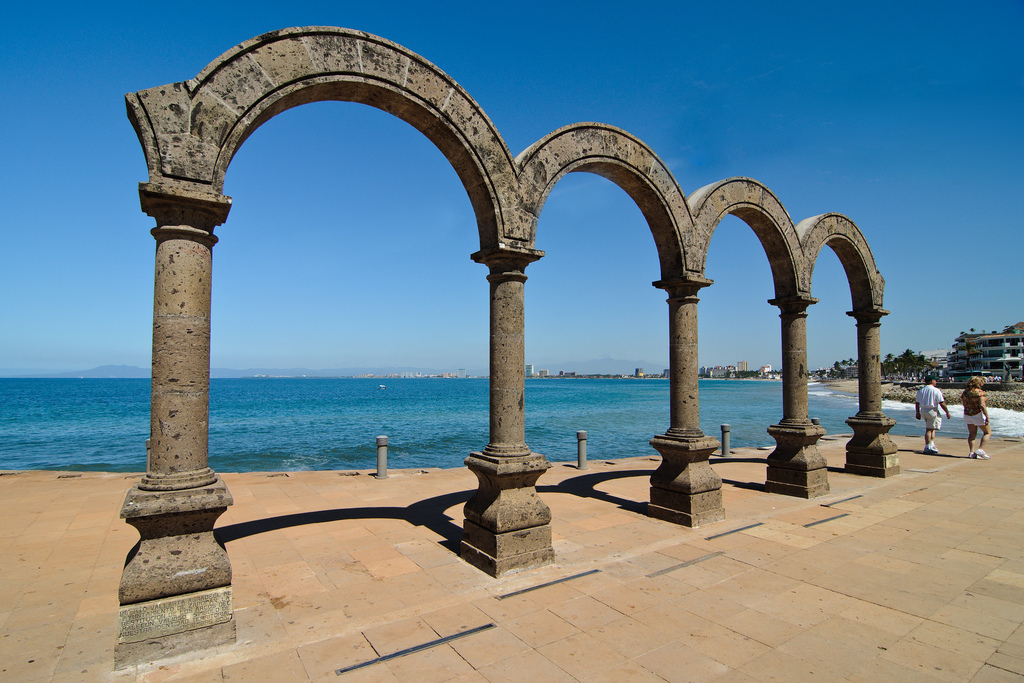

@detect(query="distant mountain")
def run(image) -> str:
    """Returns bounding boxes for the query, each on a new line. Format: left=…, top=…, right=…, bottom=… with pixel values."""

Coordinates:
left=1, top=365, right=151, bottom=378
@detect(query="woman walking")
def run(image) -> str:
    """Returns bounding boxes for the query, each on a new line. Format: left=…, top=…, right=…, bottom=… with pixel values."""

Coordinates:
left=962, top=376, right=991, bottom=459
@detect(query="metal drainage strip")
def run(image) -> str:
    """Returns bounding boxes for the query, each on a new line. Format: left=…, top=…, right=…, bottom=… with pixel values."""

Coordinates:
left=335, top=623, right=496, bottom=675
left=495, top=569, right=602, bottom=600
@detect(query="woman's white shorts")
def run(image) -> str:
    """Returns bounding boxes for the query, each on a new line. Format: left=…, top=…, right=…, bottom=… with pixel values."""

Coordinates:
left=964, top=412, right=988, bottom=427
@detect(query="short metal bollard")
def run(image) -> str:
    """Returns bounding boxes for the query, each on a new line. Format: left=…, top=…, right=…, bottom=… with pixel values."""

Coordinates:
left=811, top=417, right=821, bottom=426
left=376, top=435, right=389, bottom=480
left=720, top=424, right=731, bottom=456
left=577, top=430, right=588, bottom=470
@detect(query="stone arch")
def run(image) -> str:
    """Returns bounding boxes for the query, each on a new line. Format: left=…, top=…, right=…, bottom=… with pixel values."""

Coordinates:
left=688, top=177, right=803, bottom=299
left=515, top=123, right=694, bottom=281
left=797, top=213, right=885, bottom=311
left=125, top=26, right=519, bottom=251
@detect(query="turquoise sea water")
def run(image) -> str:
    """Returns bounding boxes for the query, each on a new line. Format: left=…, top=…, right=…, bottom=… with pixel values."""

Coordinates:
left=1, top=378, right=1021, bottom=472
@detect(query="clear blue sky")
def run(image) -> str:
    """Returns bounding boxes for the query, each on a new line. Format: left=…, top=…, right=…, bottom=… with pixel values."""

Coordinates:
left=2, top=1, right=1022, bottom=375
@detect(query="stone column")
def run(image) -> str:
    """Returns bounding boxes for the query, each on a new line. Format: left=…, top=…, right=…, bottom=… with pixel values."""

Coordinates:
left=116, top=184, right=235, bottom=668
left=844, top=308, right=900, bottom=477
left=648, top=277, right=724, bottom=527
left=765, top=296, right=828, bottom=498
left=462, top=246, right=554, bottom=577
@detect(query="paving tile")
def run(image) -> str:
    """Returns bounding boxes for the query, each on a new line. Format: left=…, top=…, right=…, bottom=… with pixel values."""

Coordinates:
left=447, top=625, right=530, bottom=668
left=636, top=641, right=732, bottom=682
left=536, top=631, right=628, bottom=678
left=879, top=636, right=986, bottom=682
left=588, top=614, right=676, bottom=659
left=502, top=609, right=581, bottom=648
left=475, top=649, right=576, bottom=683
left=547, top=594, right=623, bottom=630
left=221, top=649, right=307, bottom=681
left=930, top=603, right=1019, bottom=641
left=905, top=619, right=1000, bottom=662
left=720, top=608, right=804, bottom=648
left=383, top=644, right=475, bottom=683
left=738, top=648, right=843, bottom=682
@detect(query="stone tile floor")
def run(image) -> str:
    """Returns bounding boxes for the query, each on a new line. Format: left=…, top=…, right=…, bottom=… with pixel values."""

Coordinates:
left=2, top=434, right=1023, bottom=681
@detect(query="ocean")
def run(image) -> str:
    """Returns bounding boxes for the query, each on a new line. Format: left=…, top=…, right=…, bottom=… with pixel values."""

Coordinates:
left=1, top=378, right=1022, bottom=472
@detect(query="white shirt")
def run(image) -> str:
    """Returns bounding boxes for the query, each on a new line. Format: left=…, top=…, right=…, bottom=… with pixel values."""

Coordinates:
left=915, top=384, right=945, bottom=411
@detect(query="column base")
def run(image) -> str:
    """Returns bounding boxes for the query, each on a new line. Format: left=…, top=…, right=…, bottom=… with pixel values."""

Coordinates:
left=118, top=476, right=235, bottom=665
left=461, top=519, right=554, bottom=577
left=766, top=422, right=829, bottom=498
left=461, top=451, right=553, bottom=577
left=648, top=433, right=725, bottom=528
left=845, top=414, right=900, bottom=477
left=115, top=587, right=234, bottom=669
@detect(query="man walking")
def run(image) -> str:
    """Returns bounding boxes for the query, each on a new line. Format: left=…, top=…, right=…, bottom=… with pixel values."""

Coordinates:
left=915, top=376, right=951, bottom=454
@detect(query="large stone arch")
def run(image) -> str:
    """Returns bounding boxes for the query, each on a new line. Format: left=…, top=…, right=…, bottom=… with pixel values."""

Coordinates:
left=125, top=26, right=519, bottom=250
left=514, top=123, right=693, bottom=281
left=688, top=177, right=804, bottom=298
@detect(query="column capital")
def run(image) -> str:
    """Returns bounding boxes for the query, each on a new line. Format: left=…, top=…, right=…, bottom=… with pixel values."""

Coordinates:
left=471, top=245, right=544, bottom=276
left=139, top=182, right=232, bottom=233
left=653, top=276, right=714, bottom=300
left=846, top=308, right=890, bottom=324
left=768, top=295, right=819, bottom=316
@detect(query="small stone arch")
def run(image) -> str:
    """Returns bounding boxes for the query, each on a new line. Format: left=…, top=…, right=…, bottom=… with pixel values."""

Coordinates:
left=126, top=26, right=519, bottom=251
left=797, top=213, right=897, bottom=478
left=514, top=123, right=693, bottom=281
left=688, top=177, right=803, bottom=299
left=796, top=213, right=885, bottom=311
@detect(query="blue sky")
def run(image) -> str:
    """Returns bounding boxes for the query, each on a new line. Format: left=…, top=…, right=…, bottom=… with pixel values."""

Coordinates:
left=1, top=1, right=1022, bottom=375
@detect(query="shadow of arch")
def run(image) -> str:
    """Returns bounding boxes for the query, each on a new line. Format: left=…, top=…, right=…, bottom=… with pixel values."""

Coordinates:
left=211, top=468, right=665, bottom=556
left=538, top=468, right=655, bottom=515
left=214, top=489, right=473, bottom=553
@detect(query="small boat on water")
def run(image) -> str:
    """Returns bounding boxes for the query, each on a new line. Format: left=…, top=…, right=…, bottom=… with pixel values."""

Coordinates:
left=378, top=384, right=386, bottom=390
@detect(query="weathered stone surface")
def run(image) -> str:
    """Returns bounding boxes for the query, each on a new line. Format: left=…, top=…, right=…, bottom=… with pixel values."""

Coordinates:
left=766, top=423, right=830, bottom=499
left=119, top=586, right=232, bottom=643
left=115, top=617, right=235, bottom=669
left=119, top=478, right=233, bottom=604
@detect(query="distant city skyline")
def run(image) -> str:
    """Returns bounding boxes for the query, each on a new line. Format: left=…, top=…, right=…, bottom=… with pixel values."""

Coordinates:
left=1, top=2, right=1021, bottom=374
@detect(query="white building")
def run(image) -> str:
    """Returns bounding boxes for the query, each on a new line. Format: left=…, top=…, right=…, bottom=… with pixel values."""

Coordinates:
left=947, top=323, right=1024, bottom=379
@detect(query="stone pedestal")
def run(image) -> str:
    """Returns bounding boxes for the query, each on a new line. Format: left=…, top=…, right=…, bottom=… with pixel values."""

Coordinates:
left=461, top=451, right=553, bottom=577
left=845, top=414, right=900, bottom=477
left=116, top=478, right=234, bottom=667
left=766, top=422, right=829, bottom=498
left=649, top=432, right=724, bottom=527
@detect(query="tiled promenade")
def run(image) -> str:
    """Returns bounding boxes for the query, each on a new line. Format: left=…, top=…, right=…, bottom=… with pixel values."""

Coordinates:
left=2, top=434, right=1023, bottom=682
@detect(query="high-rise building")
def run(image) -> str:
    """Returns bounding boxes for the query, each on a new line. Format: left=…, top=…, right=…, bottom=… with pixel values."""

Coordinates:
left=525, top=364, right=534, bottom=377
left=737, top=361, right=749, bottom=372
